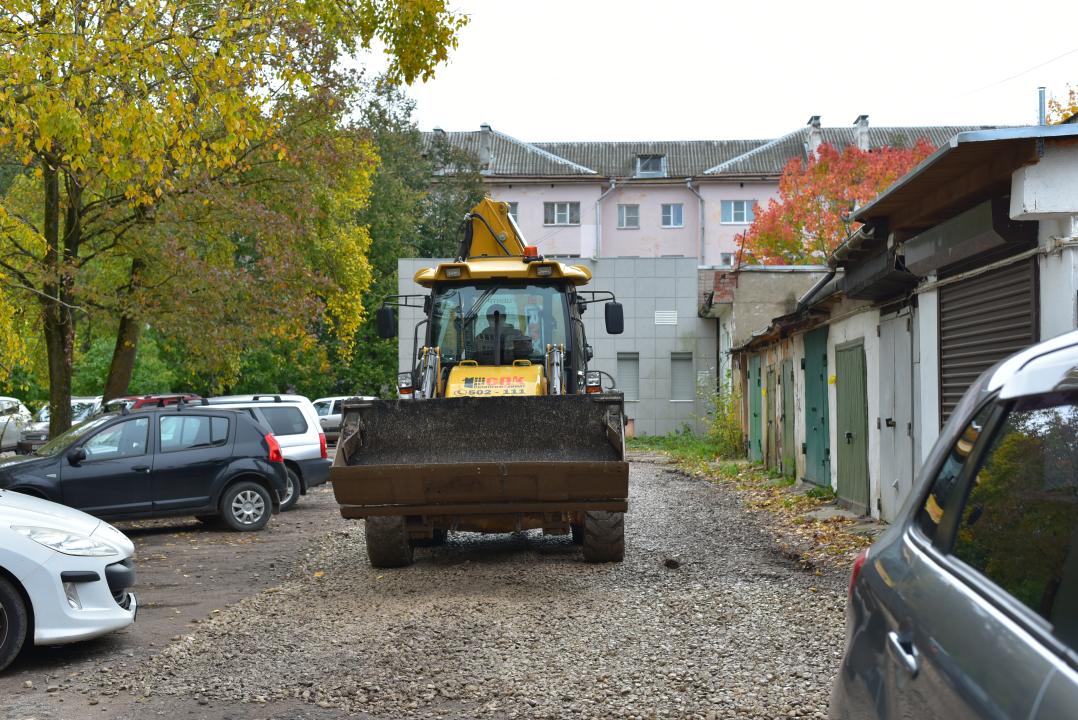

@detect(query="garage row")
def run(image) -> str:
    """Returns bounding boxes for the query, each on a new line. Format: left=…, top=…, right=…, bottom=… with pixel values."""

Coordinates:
left=725, top=125, right=1078, bottom=521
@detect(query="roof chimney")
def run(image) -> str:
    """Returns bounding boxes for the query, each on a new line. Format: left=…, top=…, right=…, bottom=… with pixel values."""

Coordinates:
left=478, top=123, right=492, bottom=175
left=806, top=115, right=823, bottom=158
left=432, top=126, right=446, bottom=137
left=853, top=115, right=869, bottom=151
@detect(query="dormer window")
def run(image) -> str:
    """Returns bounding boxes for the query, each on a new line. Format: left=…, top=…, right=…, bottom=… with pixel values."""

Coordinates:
left=636, top=154, right=666, bottom=178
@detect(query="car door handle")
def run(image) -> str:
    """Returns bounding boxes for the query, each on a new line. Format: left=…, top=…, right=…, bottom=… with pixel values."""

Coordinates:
left=131, top=465, right=151, bottom=474
left=886, top=631, right=919, bottom=677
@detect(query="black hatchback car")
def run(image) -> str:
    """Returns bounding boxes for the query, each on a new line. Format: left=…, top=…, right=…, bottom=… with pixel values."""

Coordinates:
left=0, top=405, right=288, bottom=531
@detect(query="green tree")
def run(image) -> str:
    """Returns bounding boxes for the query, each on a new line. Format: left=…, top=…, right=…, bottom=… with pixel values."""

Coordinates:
left=0, top=0, right=466, bottom=434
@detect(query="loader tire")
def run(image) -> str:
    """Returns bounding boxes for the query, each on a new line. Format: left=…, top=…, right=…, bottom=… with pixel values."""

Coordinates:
left=582, top=511, right=624, bottom=563
left=364, top=516, right=414, bottom=568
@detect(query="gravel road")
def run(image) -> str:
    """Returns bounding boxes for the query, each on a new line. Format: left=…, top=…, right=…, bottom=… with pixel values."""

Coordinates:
left=3, top=459, right=847, bottom=719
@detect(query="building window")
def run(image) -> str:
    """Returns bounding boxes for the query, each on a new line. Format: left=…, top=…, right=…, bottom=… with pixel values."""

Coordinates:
left=721, top=199, right=755, bottom=224
left=617, top=352, right=640, bottom=401
left=507, top=202, right=519, bottom=222
left=617, top=204, right=639, bottom=229
left=661, top=203, right=684, bottom=228
left=543, top=202, right=580, bottom=226
left=719, top=252, right=735, bottom=267
left=636, top=154, right=666, bottom=178
left=671, top=352, right=694, bottom=401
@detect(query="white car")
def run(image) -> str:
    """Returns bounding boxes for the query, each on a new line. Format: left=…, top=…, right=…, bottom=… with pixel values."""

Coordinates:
left=206, top=395, right=330, bottom=511
left=0, top=488, right=137, bottom=672
left=0, top=397, right=31, bottom=453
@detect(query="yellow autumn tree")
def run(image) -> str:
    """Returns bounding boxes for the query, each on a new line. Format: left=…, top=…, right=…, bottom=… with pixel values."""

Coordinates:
left=0, top=1, right=465, bottom=433
left=1048, top=84, right=1077, bottom=124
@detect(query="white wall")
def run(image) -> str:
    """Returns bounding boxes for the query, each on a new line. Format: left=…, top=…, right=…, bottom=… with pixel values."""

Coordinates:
left=826, top=308, right=881, bottom=517
left=915, top=284, right=941, bottom=463
left=1037, top=216, right=1078, bottom=341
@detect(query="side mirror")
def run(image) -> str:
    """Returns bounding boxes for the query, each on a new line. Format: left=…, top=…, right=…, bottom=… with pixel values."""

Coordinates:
left=605, top=301, right=624, bottom=335
left=376, top=306, right=397, bottom=339
left=67, top=447, right=87, bottom=466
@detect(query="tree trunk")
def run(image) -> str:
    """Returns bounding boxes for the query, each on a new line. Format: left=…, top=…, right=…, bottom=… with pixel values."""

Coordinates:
left=41, top=163, right=76, bottom=437
left=104, top=258, right=143, bottom=400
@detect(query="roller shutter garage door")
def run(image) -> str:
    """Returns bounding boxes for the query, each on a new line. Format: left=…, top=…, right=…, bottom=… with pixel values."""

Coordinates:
left=939, top=259, right=1037, bottom=422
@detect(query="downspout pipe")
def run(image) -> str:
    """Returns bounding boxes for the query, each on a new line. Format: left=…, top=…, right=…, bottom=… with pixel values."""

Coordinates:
left=686, top=178, right=705, bottom=263
left=593, top=178, right=617, bottom=259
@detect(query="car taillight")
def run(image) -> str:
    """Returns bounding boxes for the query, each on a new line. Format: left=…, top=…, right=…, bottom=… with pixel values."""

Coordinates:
left=848, top=547, right=869, bottom=599
left=265, top=433, right=284, bottom=463
left=319, top=432, right=328, bottom=459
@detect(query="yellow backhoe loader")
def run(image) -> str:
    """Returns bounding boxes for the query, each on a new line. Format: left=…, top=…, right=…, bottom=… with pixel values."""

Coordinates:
left=331, top=199, right=629, bottom=567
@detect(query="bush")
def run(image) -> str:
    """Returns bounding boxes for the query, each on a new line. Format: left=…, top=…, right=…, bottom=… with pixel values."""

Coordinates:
left=705, top=383, right=744, bottom=459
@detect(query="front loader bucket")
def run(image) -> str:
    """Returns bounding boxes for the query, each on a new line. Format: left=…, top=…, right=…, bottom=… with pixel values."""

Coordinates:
left=330, top=395, right=629, bottom=518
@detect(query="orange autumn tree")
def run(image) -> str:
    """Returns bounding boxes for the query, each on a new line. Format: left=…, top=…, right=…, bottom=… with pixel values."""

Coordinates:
left=739, top=139, right=936, bottom=265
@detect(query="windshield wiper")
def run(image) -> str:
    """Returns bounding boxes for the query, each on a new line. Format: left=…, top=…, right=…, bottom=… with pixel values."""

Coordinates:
left=461, top=287, right=499, bottom=329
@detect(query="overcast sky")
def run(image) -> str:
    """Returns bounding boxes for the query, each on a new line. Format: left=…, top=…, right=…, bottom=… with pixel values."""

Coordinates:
left=360, top=0, right=1078, bottom=141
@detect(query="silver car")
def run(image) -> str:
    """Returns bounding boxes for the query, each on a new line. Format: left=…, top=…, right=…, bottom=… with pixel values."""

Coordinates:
left=831, top=330, right=1078, bottom=718
left=0, top=397, right=31, bottom=452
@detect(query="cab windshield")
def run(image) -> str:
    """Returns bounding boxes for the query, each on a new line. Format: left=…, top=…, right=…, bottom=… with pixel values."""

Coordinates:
left=429, top=283, right=570, bottom=365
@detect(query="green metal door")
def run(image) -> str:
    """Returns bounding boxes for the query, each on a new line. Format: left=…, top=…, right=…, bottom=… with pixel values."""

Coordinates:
left=803, top=327, right=829, bottom=485
left=781, top=359, right=796, bottom=478
left=748, top=355, right=762, bottom=462
left=765, top=366, right=777, bottom=468
left=836, top=342, right=870, bottom=513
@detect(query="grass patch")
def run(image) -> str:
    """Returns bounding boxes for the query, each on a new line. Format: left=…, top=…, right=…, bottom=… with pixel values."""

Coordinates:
left=806, top=485, right=837, bottom=501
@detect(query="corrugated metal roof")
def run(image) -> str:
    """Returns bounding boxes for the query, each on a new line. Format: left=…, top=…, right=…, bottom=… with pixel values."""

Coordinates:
left=423, top=129, right=598, bottom=176
left=532, top=139, right=767, bottom=177
left=704, top=125, right=996, bottom=176
left=424, top=124, right=1004, bottom=180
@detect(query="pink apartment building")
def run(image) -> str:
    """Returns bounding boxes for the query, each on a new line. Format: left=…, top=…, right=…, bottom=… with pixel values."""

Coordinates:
left=427, top=116, right=987, bottom=267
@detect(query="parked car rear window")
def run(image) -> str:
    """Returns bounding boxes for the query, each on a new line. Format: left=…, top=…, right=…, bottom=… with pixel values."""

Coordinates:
left=259, top=407, right=308, bottom=436
left=159, top=416, right=229, bottom=452
left=950, top=393, right=1078, bottom=649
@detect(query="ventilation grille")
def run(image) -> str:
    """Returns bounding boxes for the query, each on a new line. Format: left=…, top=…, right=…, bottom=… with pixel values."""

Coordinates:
left=654, top=310, right=678, bottom=325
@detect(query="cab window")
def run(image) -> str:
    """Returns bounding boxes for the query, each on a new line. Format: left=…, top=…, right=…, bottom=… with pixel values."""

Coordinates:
left=83, top=418, right=149, bottom=461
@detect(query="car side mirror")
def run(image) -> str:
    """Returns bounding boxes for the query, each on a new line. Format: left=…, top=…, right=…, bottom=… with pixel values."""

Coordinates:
left=376, top=306, right=397, bottom=339
left=67, top=447, right=87, bottom=466
left=605, top=301, right=624, bottom=335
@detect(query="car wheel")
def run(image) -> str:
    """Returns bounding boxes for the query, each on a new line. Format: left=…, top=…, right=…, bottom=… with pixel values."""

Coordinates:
left=0, top=576, right=28, bottom=673
left=219, top=481, right=272, bottom=532
left=279, top=468, right=300, bottom=512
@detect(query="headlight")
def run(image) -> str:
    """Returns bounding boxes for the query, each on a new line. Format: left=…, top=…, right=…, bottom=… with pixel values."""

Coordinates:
left=11, top=526, right=119, bottom=557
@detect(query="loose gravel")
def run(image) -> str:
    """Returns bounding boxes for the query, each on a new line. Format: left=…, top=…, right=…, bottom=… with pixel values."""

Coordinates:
left=86, top=461, right=848, bottom=719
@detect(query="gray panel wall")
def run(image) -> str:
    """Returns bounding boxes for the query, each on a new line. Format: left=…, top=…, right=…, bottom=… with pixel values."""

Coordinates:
left=396, top=256, right=717, bottom=435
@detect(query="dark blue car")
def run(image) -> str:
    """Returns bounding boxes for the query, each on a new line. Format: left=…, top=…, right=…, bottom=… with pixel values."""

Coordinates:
left=0, top=405, right=288, bottom=531
left=831, top=331, right=1078, bottom=718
